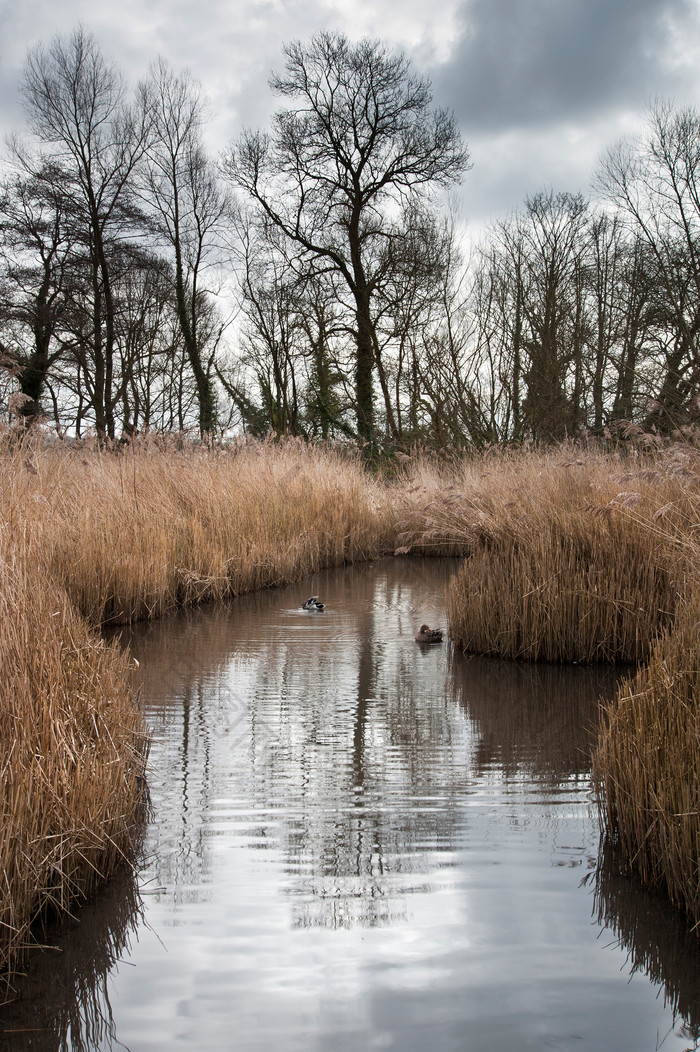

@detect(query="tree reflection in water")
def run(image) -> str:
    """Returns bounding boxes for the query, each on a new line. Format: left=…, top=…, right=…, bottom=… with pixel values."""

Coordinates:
left=3, top=558, right=700, bottom=1051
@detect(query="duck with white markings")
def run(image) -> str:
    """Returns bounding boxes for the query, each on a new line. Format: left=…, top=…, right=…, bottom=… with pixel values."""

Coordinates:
left=302, top=596, right=325, bottom=611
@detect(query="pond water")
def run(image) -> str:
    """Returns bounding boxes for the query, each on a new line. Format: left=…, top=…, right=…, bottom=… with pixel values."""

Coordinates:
left=2, top=557, right=700, bottom=1052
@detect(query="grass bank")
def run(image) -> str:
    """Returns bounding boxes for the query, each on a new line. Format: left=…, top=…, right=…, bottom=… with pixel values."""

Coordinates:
left=10, top=435, right=392, bottom=624
left=0, top=519, right=148, bottom=999
left=394, top=440, right=700, bottom=926
left=0, top=435, right=391, bottom=994
left=593, top=589, right=700, bottom=926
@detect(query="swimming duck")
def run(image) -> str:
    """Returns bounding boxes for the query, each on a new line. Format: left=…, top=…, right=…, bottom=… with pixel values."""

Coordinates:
left=302, top=596, right=325, bottom=611
left=415, top=624, right=443, bottom=644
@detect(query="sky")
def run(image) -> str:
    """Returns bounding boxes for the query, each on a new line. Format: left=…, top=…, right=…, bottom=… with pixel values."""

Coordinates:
left=1, top=0, right=700, bottom=235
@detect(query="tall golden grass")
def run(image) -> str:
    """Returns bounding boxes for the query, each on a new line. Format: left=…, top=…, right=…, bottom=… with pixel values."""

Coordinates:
left=0, top=433, right=392, bottom=993
left=394, top=440, right=700, bottom=925
left=393, top=444, right=695, bottom=663
left=9, top=435, right=392, bottom=625
left=584, top=443, right=700, bottom=929
left=594, top=589, right=700, bottom=926
left=0, top=522, right=148, bottom=998
left=3, top=429, right=700, bottom=993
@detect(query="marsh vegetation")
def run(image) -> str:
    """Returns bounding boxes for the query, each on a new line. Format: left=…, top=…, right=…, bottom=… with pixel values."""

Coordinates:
left=2, top=23, right=700, bottom=1003
left=0, top=434, right=389, bottom=994
left=395, top=439, right=700, bottom=928
left=2, top=432, right=700, bottom=998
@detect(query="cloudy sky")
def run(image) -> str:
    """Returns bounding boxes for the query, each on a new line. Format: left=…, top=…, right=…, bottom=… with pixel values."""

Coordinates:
left=1, top=0, right=700, bottom=232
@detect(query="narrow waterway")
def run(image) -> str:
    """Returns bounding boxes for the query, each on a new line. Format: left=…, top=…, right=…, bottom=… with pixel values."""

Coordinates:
left=2, top=557, right=700, bottom=1051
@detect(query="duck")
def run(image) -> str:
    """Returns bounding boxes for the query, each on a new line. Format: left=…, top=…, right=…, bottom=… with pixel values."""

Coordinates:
left=302, top=596, right=325, bottom=611
left=415, top=624, right=443, bottom=644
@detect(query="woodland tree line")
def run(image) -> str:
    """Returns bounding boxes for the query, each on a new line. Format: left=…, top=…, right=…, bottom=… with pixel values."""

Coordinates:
left=1, top=26, right=700, bottom=450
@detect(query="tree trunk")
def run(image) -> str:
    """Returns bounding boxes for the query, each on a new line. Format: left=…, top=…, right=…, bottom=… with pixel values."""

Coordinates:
left=174, top=248, right=216, bottom=434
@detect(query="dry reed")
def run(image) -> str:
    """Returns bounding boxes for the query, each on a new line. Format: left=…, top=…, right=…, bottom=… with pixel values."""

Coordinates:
left=0, top=433, right=391, bottom=993
left=587, top=440, right=700, bottom=927
left=594, top=588, right=700, bottom=926
left=394, top=440, right=700, bottom=926
left=4, top=428, right=700, bottom=989
left=9, top=436, right=391, bottom=624
left=393, top=444, right=697, bottom=663
left=0, top=527, right=148, bottom=998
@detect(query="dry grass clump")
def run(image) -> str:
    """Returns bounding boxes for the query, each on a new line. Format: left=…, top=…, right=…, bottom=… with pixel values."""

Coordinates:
left=0, top=528, right=147, bottom=998
left=594, top=590, right=700, bottom=926
left=447, top=517, right=677, bottom=664
left=6, top=436, right=391, bottom=625
left=393, top=440, right=700, bottom=925
left=393, top=444, right=699, bottom=664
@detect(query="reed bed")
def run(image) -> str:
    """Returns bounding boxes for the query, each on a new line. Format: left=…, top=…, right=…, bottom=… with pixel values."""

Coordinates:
left=393, top=443, right=698, bottom=663
left=4, top=429, right=700, bottom=990
left=394, top=440, right=700, bottom=926
left=0, top=526, right=148, bottom=999
left=594, top=588, right=700, bottom=927
left=0, top=434, right=391, bottom=993
left=5, top=435, right=392, bottom=625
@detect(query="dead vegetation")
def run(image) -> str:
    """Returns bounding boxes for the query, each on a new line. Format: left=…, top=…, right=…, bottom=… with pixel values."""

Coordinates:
left=10, top=435, right=392, bottom=625
left=0, top=433, right=391, bottom=994
left=0, top=522, right=148, bottom=999
left=392, top=439, right=700, bottom=926
left=3, top=429, right=700, bottom=993
left=593, top=589, right=700, bottom=927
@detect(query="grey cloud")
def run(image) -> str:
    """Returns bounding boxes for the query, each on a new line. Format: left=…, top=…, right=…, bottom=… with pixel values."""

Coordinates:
left=0, top=0, right=334, bottom=150
left=2, top=0, right=699, bottom=229
left=432, top=0, right=700, bottom=132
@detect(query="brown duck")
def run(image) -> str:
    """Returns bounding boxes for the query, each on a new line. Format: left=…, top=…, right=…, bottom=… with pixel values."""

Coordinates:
left=415, top=624, right=443, bottom=644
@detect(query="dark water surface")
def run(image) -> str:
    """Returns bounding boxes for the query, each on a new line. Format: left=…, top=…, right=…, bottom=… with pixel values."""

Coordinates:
left=3, top=557, right=700, bottom=1051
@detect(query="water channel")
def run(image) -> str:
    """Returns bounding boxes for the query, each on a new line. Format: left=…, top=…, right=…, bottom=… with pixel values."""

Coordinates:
left=2, top=557, right=700, bottom=1051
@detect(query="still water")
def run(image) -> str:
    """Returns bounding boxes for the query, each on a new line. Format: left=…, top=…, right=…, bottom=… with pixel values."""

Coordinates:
left=2, top=557, right=700, bottom=1051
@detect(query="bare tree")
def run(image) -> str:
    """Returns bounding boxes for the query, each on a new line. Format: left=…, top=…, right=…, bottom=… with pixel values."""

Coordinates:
left=596, top=101, right=700, bottom=431
left=236, top=226, right=304, bottom=436
left=370, top=204, right=478, bottom=446
left=471, top=225, right=528, bottom=441
left=143, top=59, right=228, bottom=434
left=584, top=212, right=659, bottom=430
left=20, top=26, right=153, bottom=439
left=0, top=160, right=76, bottom=424
left=223, top=31, right=469, bottom=450
left=219, top=209, right=349, bottom=439
left=515, top=190, right=589, bottom=440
